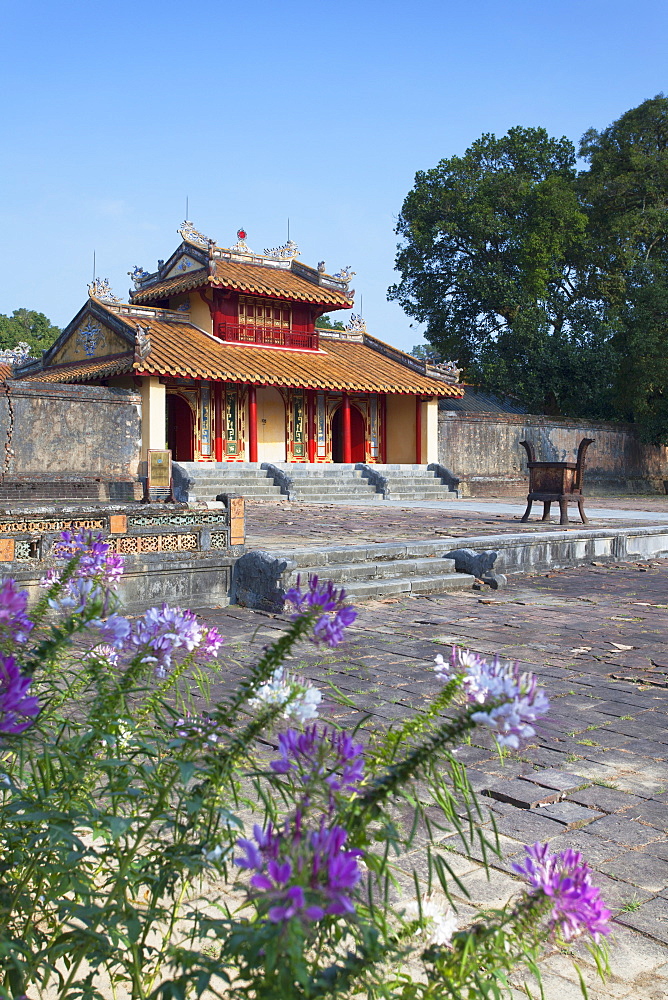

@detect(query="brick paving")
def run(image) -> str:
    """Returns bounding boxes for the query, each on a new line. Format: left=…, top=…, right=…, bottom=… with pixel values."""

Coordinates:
left=244, top=497, right=668, bottom=550
left=191, top=557, right=668, bottom=998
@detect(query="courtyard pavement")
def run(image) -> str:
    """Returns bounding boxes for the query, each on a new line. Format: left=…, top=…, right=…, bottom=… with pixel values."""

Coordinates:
left=192, top=545, right=668, bottom=999
left=243, top=494, right=668, bottom=550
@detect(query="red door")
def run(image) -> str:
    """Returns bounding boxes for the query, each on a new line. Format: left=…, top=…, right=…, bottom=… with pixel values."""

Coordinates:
left=167, top=394, right=194, bottom=461
left=331, top=404, right=366, bottom=462
left=350, top=405, right=365, bottom=462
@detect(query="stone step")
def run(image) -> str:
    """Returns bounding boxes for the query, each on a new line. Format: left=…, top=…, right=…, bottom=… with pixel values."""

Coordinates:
left=270, top=463, right=360, bottom=472
left=291, top=495, right=385, bottom=505
left=187, top=477, right=280, bottom=488
left=386, top=488, right=456, bottom=500
left=288, top=484, right=380, bottom=496
left=340, top=573, right=475, bottom=599
left=285, top=540, right=451, bottom=567
left=187, top=471, right=278, bottom=482
left=284, top=556, right=458, bottom=585
left=193, top=485, right=284, bottom=498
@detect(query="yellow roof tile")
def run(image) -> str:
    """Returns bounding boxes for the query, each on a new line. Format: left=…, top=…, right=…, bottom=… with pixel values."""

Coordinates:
left=131, top=259, right=351, bottom=308
left=23, top=305, right=463, bottom=397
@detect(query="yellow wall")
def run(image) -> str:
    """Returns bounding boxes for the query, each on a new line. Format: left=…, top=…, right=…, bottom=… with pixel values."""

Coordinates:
left=140, top=376, right=166, bottom=463
left=169, top=293, right=213, bottom=335
left=386, top=394, right=416, bottom=462
left=257, top=386, right=286, bottom=462
left=53, top=318, right=128, bottom=364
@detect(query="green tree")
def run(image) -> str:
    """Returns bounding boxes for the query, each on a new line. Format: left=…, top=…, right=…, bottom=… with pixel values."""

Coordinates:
left=315, top=313, right=346, bottom=331
left=579, top=95, right=668, bottom=441
left=389, top=126, right=615, bottom=416
left=0, top=309, right=61, bottom=355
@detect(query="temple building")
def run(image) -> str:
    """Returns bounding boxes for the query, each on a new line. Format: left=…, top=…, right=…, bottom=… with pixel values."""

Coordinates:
left=17, top=223, right=462, bottom=471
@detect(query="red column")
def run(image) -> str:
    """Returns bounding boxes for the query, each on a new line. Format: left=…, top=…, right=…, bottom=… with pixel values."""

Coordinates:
left=307, top=390, right=316, bottom=463
left=248, top=385, right=258, bottom=462
left=342, top=393, right=352, bottom=464
left=214, top=384, right=223, bottom=461
left=415, top=396, right=422, bottom=464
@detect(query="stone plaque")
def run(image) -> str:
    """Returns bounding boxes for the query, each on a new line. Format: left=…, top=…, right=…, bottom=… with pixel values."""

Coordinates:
left=229, top=497, right=245, bottom=545
left=109, top=514, right=128, bottom=534
left=0, top=538, right=15, bottom=561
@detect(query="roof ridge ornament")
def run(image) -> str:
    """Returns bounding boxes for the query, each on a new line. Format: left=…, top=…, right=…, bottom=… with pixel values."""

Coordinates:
left=134, top=323, right=152, bottom=361
left=178, top=220, right=216, bottom=251
left=88, top=278, right=121, bottom=303
left=0, top=342, right=32, bottom=367
left=346, top=313, right=366, bottom=334
left=128, top=265, right=151, bottom=289
left=264, top=239, right=300, bottom=260
left=334, top=266, right=355, bottom=283
left=230, top=228, right=254, bottom=255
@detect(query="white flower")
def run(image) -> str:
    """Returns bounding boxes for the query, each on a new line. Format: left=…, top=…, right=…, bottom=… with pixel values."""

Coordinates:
left=249, top=667, right=322, bottom=723
left=405, top=896, right=458, bottom=948
left=202, top=844, right=225, bottom=864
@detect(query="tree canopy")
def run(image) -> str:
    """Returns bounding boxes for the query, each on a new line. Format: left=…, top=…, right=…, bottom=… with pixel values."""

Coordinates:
left=315, top=313, right=346, bottom=331
left=391, top=97, right=668, bottom=440
left=0, top=309, right=61, bottom=356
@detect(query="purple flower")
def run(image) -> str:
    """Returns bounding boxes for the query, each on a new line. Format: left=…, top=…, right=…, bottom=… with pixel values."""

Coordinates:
left=271, top=725, right=364, bottom=795
left=434, top=648, right=549, bottom=749
left=91, top=613, right=131, bottom=648
left=127, top=604, right=221, bottom=678
left=286, top=575, right=357, bottom=648
left=54, top=530, right=124, bottom=587
left=0, top=580, right=34, bottom=645
left=0, top=655, right=39, bottom=735
left=235, top=817, right=363, bottom=924
left=513, top=842, right=612, bottom=943
left=46, top=530, right=125, bottom=614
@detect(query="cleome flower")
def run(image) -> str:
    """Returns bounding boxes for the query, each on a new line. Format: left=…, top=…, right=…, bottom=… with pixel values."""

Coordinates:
left=249, top=667, right=322, bottom=723
left=405, top=895, right=458, bottom=948
left=270, top=725, right=364, bottom=796
left=285, top=575, right=357, bottom=648
left=126, top=604, right=223, bottom=678
left=236, top=816, right=363, bottom=924
left=45, top=530, right=125, bottom=614
left=434, top=647, right=549, bottom=749
left=0, top=654, right=39, bottom=736
left=513, top=842, right=612, bottom=943
left=0, top=580, right=34, bottom=646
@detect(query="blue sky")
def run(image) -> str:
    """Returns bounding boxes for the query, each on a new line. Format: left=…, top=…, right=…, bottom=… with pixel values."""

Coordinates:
left=1, top=0, right=667, bottom=353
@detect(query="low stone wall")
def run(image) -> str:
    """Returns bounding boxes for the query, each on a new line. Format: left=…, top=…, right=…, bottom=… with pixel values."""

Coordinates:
left=0, top=380, right=142, bottom=497
left=439, top=409, right=668, bottom=496
left=0, top=503, right=245, bottom=610
left=445, top=524, right=668, bottom=576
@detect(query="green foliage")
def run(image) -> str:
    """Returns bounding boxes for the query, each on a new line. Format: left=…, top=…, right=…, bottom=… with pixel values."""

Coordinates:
left=579, top=95, right=668, bottom=442
left=0, top=309, right=61, bottom=354
left=390, top=97, right=668, bottom=431
left=315, top=314, right=346, bottom=331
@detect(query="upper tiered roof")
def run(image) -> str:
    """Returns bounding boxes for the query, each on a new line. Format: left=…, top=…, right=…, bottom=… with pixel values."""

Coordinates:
left=128, top=222, right=353, bottom=309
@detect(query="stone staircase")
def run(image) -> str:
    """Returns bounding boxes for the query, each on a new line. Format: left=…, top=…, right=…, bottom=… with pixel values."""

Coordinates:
left=173, top=462, right=459, bottom=505
left=233, top=539, right=475, bottom=609
left=173, top=463, right=284, bottom=502
left=360, top=464, right=459, bottom=501
left=264, top=463, right=382, bottom=503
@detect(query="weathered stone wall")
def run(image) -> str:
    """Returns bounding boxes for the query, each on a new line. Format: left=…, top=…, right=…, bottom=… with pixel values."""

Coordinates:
left=0, top=380, right=142, bottom=481
left=439, top=409, right=668, bottom=495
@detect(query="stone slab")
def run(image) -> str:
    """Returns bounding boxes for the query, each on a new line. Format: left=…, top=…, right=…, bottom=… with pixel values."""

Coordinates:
left=519, top=768, right=587, bottom=793
left=482, top=778, right=561, bottom=808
